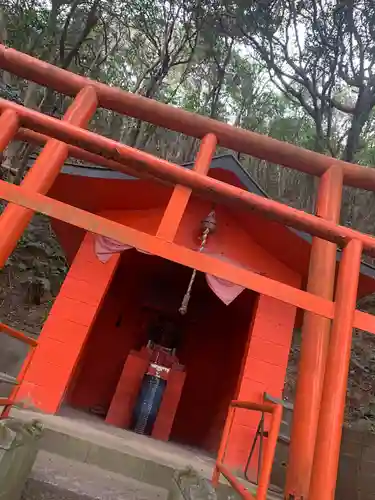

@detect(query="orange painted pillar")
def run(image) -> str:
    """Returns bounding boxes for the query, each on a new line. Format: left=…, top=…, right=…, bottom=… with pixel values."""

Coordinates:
left=0, top=86, right=97, bottom=267
left=157, top=133, right=217, bottom=241
left=0, top=109, right=19, bottom=151
left=285, top=165, right=343, bottom=498
left=309, top=239, right=362, bottom=500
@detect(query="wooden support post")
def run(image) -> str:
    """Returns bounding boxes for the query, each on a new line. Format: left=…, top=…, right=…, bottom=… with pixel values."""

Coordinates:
left=0, top=86, right=97, bottom=267
left=212, top=406, right=236, bottom=486
left=285, top=166, right=343, bottom=499
left=157, top=133, right=217, bottom=241
left=0, top=109, right=19, bottom=153
left=309, top=239, right=362, bottom=500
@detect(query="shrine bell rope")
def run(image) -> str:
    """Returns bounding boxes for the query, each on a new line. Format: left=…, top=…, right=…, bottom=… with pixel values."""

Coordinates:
left=179, top=210, right=217, bottom=315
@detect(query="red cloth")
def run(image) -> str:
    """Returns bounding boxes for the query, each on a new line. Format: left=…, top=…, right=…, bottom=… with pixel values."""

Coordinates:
left=93, top=235, right=261, bottom=305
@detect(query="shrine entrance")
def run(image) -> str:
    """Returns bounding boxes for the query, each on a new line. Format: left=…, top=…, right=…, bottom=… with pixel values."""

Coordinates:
left=65, top=249, right=257, bottom=453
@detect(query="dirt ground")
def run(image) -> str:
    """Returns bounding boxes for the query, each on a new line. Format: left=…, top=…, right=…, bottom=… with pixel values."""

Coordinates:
left=0, top=202, right=67, bottom=380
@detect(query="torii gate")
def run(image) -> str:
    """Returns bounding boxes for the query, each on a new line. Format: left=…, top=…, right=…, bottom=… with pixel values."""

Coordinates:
left=0, top=44, right=375, bottom=500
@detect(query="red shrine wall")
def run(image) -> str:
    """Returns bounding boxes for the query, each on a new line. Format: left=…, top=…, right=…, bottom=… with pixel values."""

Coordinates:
left=225, top=295, right=297, bottom=473
left=67, top=250, right=144, bottom=411
left=15, top=233, right=121, bottom=413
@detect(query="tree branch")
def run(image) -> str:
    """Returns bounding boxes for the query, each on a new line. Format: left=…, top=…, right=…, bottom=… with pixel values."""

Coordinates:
left=60, top=0, right=100, bottom=70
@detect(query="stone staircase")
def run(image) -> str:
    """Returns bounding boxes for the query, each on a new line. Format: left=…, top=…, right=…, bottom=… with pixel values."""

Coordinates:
left=23, top=451, right=169, bottom=500
left=10, top=408, right=245, bottom=500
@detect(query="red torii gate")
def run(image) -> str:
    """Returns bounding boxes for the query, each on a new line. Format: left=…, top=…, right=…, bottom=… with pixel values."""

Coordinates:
left=0, top=44, right=374, bottom=500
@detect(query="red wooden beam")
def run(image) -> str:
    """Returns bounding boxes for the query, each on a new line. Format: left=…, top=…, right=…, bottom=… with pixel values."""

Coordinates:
left=257, top=403, right=282, bottom=500
left=16, top=128, right=153, bottom=180
left=353, top=309, right=375, bottom=333
left=1, top=346, right=36, bottom=418
left=0, top=44, right=374, bottom=190
left=213, top=400, right=282, bottom=500
left=215, top=463, right=255, bottom=499
left=0, top=178, right=335, bottom=320
left=286, top=166, right=343, bottom=498
left=0, top=109, right=19, bottom=150
left=212, top=406, right=235, bottom=487
left=157, top=133, right=217, bottom=241
left=2, top=99, right=375, bottom=256
left=230, top=400, right=277, bottom=412
left=1, top=180, right=375, bottom=336
left=0, top=87, right=98, bottom=267
left=0, top=398, right=12, bottom=406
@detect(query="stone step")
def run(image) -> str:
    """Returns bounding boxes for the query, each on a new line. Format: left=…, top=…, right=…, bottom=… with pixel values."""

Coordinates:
left=12, top=409, right=261, bottom=499
left=12, top=409, right=219, bottom=490
left=22, top=451, right=169, bottom=500
left=33, top=430, right=238, bottom=499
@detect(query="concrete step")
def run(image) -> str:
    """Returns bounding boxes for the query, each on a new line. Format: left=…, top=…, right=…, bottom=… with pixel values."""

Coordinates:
left=12, top=409, right=219, bottom=490
left=12, top=409, right=261, bottom=499
left=22, top=451, right=169, bottom=500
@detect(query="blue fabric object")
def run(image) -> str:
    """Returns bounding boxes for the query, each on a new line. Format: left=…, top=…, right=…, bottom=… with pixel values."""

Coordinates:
left=131, top=374, right=166, bottom=435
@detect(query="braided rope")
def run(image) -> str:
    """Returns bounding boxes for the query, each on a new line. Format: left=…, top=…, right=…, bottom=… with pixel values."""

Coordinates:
left=179, top=227, right=210, bottom=315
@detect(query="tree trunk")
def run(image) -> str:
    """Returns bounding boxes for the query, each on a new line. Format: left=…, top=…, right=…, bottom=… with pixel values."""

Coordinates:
left=342, top=88, right=374, bottom=163
left=343, top=112, right=369, bottom=162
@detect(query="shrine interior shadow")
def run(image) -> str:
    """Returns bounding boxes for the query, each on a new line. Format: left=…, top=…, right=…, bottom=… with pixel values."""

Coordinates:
left=65, top=249, right=257, bottom=454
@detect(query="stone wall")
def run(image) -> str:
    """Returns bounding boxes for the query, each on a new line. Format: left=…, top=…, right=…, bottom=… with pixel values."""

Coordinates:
left=0, top=419, right=42, bottom=500
left=271, top=426, right=375, bottom=500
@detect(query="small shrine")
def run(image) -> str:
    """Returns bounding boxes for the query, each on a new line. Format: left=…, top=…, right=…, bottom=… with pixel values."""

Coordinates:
left=15, top=154, right=375, bottom=473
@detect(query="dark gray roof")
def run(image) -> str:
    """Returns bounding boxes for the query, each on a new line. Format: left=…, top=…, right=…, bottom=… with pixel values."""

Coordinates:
left=60, top=153, right=268, bottom=192
left=60, top=153, right=375, bottom=280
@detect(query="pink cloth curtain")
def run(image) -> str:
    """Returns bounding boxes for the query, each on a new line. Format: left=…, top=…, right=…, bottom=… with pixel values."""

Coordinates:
left=94, top=236, right=132, bottom=262
left=94, top=235, right=247, bottom=305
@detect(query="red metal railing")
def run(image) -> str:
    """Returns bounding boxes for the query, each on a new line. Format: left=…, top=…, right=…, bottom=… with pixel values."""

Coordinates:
left=0, top=322, right=37, bottom=418
left=212, top=400, right=282, bottom=500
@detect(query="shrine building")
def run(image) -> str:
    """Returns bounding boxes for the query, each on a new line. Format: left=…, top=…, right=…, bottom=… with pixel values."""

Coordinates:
left=14, top=154, right=375, bottom=473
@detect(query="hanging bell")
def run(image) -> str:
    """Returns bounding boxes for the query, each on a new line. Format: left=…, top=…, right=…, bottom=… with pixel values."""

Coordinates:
left=201, top=210, right=216, bottom=234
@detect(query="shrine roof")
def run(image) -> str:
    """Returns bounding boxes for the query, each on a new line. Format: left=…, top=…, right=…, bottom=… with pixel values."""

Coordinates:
left=57, top=153, right=375, bottom=281
left=59, top=153, right=263, bottom=190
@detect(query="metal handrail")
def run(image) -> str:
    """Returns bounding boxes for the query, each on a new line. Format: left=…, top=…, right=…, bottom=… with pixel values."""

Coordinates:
left=0, top=322, right=37, bottom=346
left=0, top=322, right=37, bottom=418
left=212, top=399, right=282, bottom=500
left=244, top=393, right=294, bottom=484
left=0, top=372, right=18, bottom=385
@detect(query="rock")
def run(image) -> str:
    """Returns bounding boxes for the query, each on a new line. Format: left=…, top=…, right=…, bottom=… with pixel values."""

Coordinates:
left=168, top=468, right=219, bottom=500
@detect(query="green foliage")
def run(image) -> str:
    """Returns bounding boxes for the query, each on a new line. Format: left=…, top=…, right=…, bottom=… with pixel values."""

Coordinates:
left=2, top=0, right=375, bottom=164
